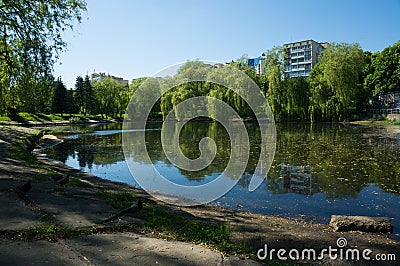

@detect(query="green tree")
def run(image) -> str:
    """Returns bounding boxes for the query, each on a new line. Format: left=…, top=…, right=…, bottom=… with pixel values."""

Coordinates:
left=0, top=0, right=86, bottom=115
left=65, top=88, right=79, bottom=115
left=51, top=78, right=67, bottom=114
left=93, top=77, right=130, bottom=118
left=74, top=76, right=84, bottom=113
left=265, top=57, right=284, bottom=121
left=130, top=77, right=148, bottom=93
left=280, top=77, right=310, bottom=121
left=364, top=40, right=400, bottom=95
left=160, top=61, right=212, bottom=120
left=83, top=75, right=95, bottom=115
left=309, top=43, right=366, bottom=122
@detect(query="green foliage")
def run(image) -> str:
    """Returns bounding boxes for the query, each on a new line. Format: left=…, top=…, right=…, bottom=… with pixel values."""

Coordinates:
left=51, top=78, right=67, bottom=114
left=71, top=75, right=96, bottom=115
left=265, top=57, right=283, bottom=121
left=157, top=60, right=260, bottom=121
left=279, top=77, right=310, bottom=121
left=74, top=75, right=95, bottom=115
left=93, top=78, right=132, bottom=118
left=364, top=40, right=400, bottom=95
left=130, top=77, right=148, bottom=93
left=65, top=88, right=80, bottom=115
left=0, top=0, right=86, bottom=115
left=309, top=42, right=366, bottom=121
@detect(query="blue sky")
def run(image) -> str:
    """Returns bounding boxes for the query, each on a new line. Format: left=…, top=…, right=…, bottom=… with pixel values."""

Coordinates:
left=54, top=0, right=400, bottom=88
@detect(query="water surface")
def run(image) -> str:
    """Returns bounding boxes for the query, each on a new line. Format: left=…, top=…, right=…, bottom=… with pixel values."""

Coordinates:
left=46, top=122, right=400, bottom=237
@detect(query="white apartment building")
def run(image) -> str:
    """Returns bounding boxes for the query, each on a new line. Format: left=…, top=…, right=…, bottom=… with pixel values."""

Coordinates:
left=283, top=40, right=328, bottom=78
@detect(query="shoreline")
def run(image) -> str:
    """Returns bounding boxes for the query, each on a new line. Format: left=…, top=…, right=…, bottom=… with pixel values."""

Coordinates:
left=1, top=125, right=400, bottom=264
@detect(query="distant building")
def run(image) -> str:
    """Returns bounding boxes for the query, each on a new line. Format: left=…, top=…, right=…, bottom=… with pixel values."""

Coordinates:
left=283, top=40, right=328, bottom=78
left=204, top=63, right=226, bottom=69
left=370, top=91, right=400, bottom=114
left=91, top=72, right=129, bottom=85
left=213, top=63, right=225, bottom=69
left=247, top=54, right=265, bottom=75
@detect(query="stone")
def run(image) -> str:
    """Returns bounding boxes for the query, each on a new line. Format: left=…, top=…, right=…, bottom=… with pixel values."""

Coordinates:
left=329, top=215, right=393, bottom=234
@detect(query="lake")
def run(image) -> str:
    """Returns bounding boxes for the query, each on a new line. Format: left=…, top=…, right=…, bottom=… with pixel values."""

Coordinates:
left=45, top=121, right=400, bottom=237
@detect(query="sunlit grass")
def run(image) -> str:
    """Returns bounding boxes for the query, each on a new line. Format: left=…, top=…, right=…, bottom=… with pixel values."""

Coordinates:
left=0, top=115, right=12, bottom=121
left=68, top=177, right=96, bottom=188
left=99, top=190, right=136, bottom=209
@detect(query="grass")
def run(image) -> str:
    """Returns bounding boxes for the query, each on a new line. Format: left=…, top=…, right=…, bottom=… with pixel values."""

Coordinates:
left=39, top=113, right=63, bottom=121
left=6, top=144, right=37, bottom=164
left=16, top=200, right=254, bottom=257
left=1, top=112, right=65, bottom=123
left=0, top=111, right=131, bottom=124
left=6, top=133, right=41, bottom=165
left=18, top=112, right=41, bottom=121
left=99, top=190, right=136, bottom=209
left=97, top=191, right=254, bottom=256
left=0, top=112, right=106, bottom=124
left=0, top=115, right=12, bottom=122
left=139, top=204, right=254, bottom=255
left=5, top=132, right=60, bottom=175
left=20, top=224, right=100, bottom=242
left=141, top=198, right=251, bottom=253
left=68, top=177, right=96, bottom=188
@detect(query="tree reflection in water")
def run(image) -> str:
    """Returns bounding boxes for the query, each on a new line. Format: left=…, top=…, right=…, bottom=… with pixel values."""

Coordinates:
left=47, top=122, right=400, bottom=198
left=46, top=122, right=400, bottom=236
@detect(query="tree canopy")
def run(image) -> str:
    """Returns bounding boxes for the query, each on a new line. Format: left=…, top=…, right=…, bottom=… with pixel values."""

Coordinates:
left=0, top=0, right=86, bottom=115
left=308, top=43, right=366, bottom=121
left=364, top=40, right=400, bottom=95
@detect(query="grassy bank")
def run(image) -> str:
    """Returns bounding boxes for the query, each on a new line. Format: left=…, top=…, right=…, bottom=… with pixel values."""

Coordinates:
left=0, top=112, right=120, bottom=124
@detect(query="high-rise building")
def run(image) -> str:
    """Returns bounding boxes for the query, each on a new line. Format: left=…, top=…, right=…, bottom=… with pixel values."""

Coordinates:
left=283, top=40, right=328, bottom=78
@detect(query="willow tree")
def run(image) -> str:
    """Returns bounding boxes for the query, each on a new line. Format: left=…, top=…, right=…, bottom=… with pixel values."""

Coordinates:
left=265, top=57, right=283, bottom=121
left=0, top=0, right=86, bottom=115
left=280, top=77, right=310, bottom=121
left=206, top=65, right=254, bottom=119
left=309, top=43, right=366, bottom=122
left=159, top=61, right=212, bottom=120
